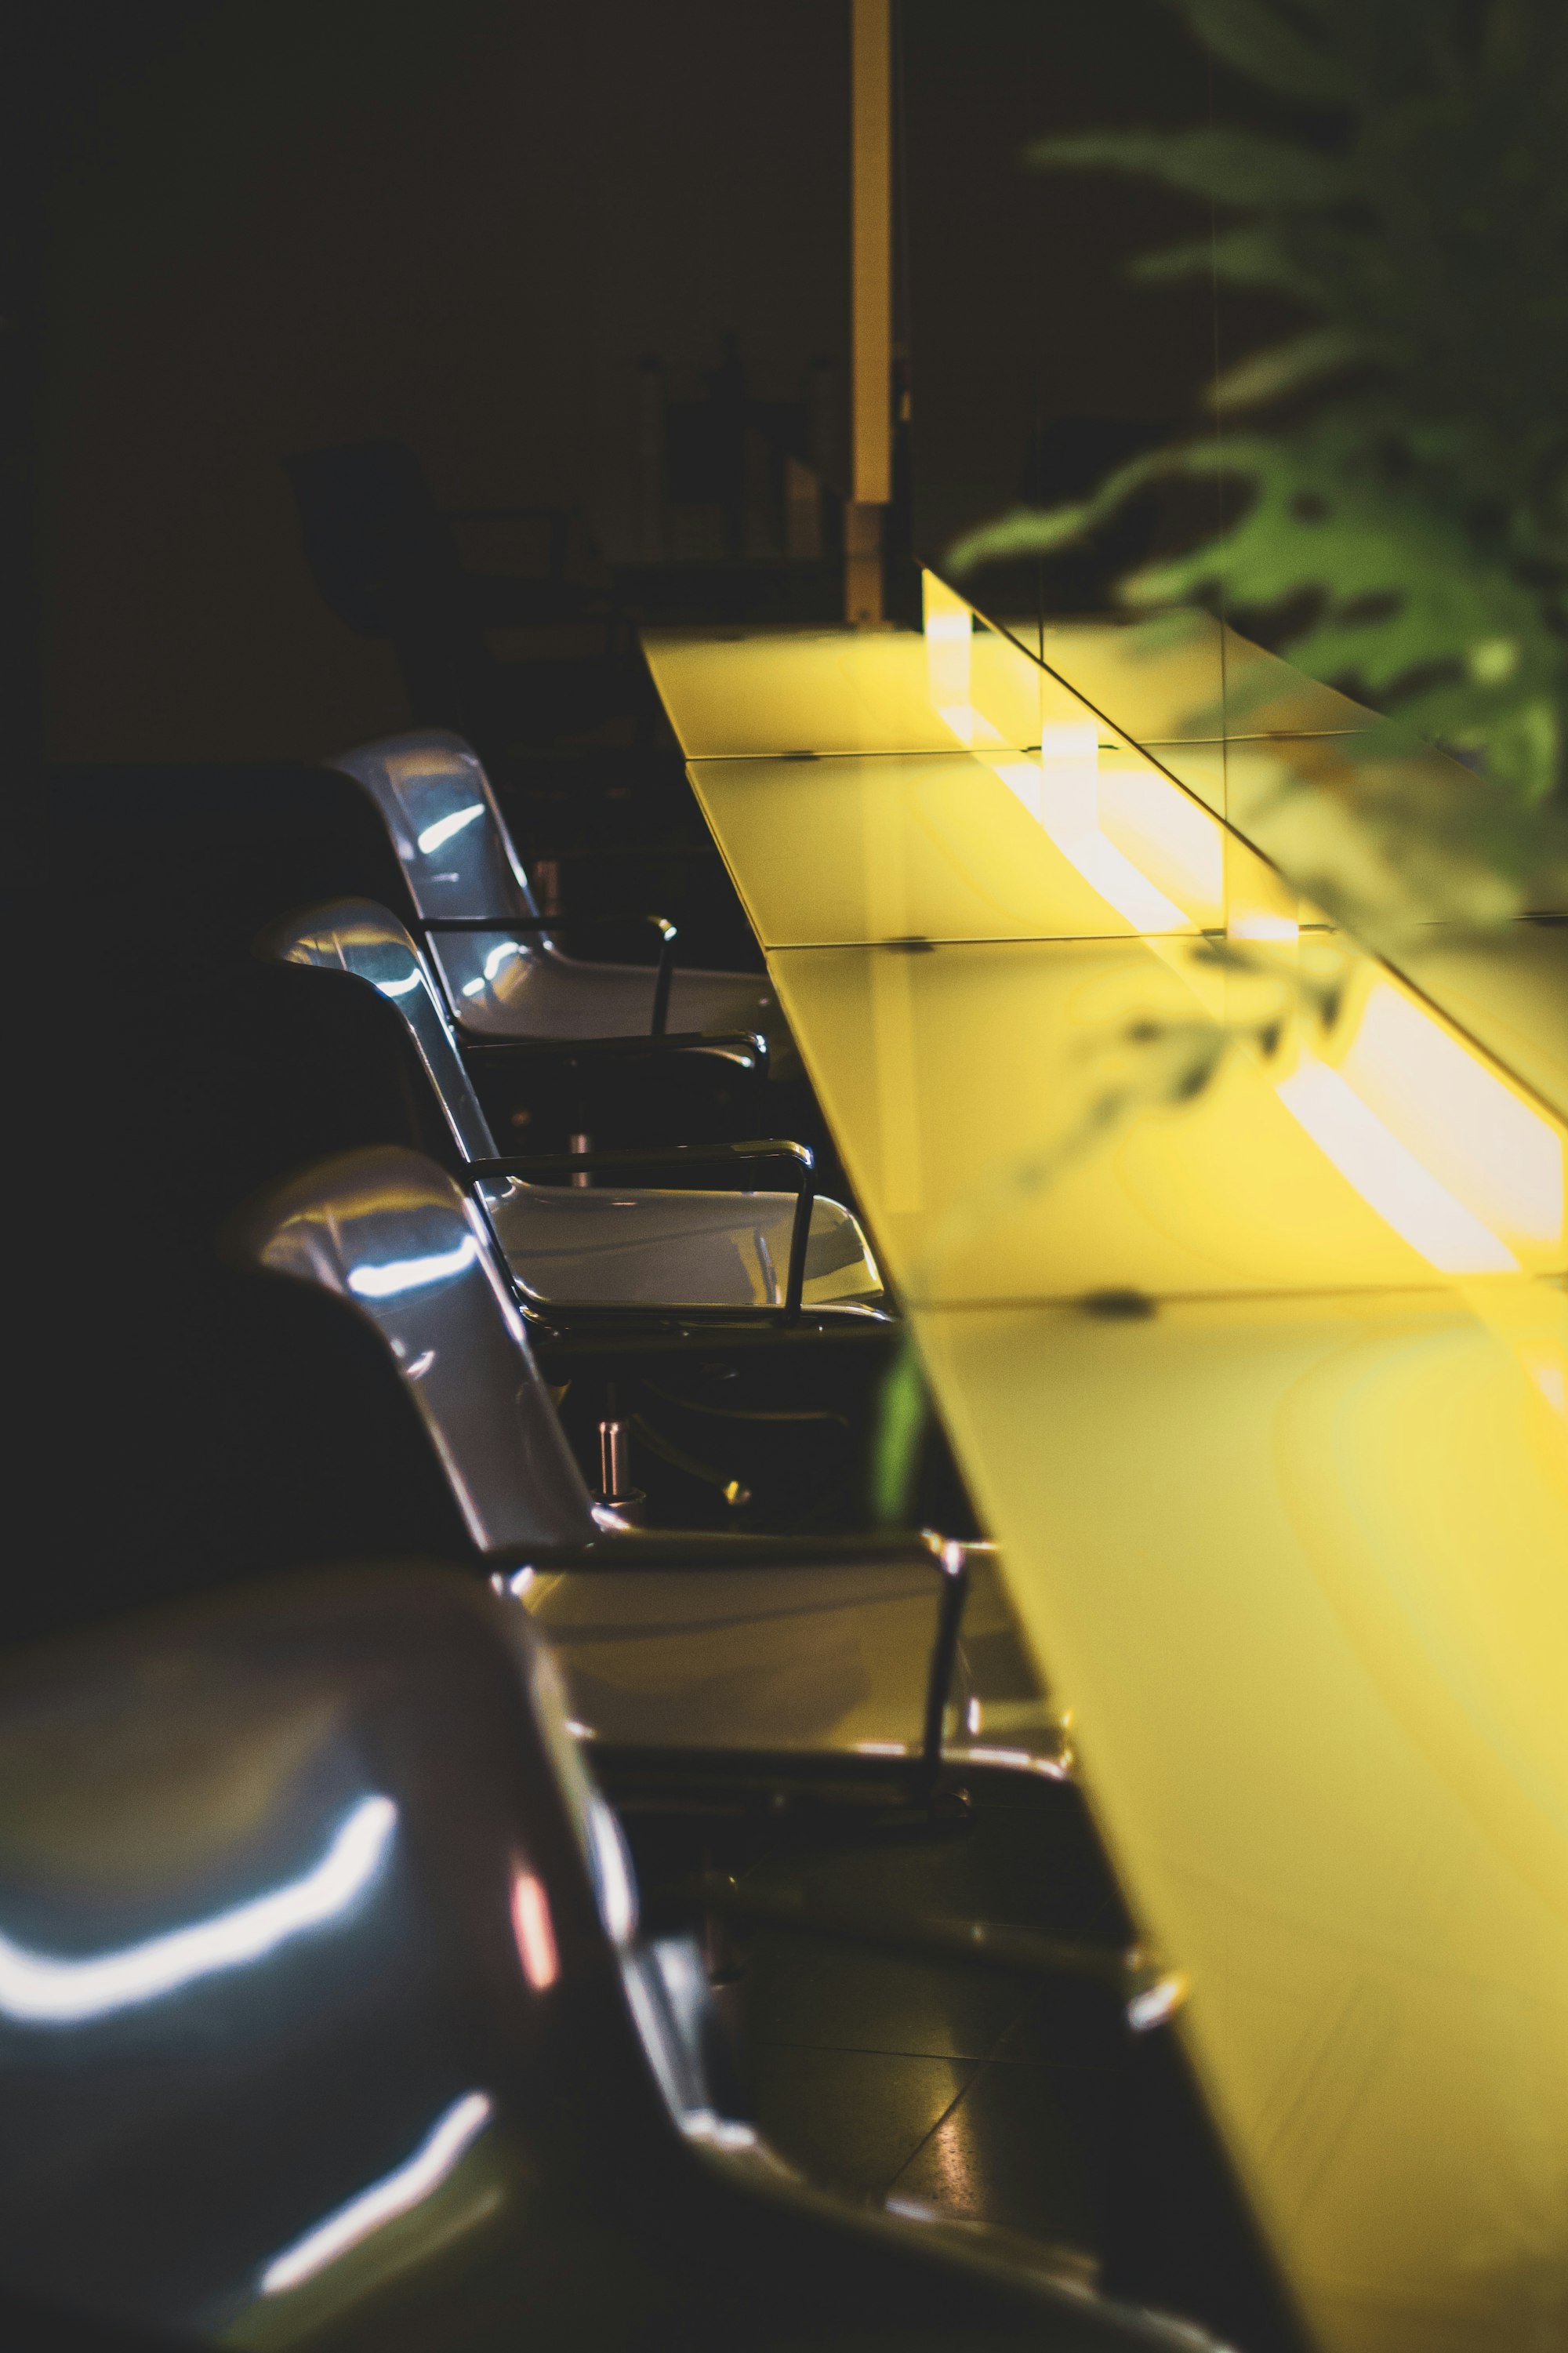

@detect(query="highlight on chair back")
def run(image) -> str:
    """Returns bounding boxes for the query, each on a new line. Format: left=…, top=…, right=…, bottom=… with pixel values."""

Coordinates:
left=258, top=898, right=883, bottom=1323
left=328, top=728, right=798, bottom=1072
left=0, top=1567, right=1209, bottom=2352
left=234, top=1143, right=1060, bottom=1781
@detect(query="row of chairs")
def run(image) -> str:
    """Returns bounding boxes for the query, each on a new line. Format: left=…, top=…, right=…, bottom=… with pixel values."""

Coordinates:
left=239, top=728, right=1064, bottom=1781
left=0, top=730, right=1225, bottom=2352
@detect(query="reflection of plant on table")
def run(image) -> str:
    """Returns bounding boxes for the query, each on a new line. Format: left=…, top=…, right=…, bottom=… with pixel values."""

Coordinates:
left=872, top=928, right=1347, bottom=1524
left=877, top=2, right=1568, bottom=1524
left=950, top=0, right=1568, bottom=809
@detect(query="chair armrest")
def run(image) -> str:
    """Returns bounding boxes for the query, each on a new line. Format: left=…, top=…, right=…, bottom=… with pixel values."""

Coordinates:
left=685, top=1879, right=1178, bottom=2032
left=510, top=1527, right=941, bottom=1570
left=470, top=1138, right=815, bottom=1315
left=462, top=1027, right=768, bottom=1075
left=466, top=1135, right=810, bottom=1178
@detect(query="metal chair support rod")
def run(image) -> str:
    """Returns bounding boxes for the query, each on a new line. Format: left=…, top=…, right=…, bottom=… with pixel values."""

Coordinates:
left=688, top=1876, right=1185, bottom=2033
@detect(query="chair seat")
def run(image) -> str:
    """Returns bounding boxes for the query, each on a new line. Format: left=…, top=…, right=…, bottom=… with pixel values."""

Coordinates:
left=517, top=1553, right=1067, bottom=1769
left=429, top=932, right=800, bottom=1077
left=478, top=1179, right=884, bottom=1313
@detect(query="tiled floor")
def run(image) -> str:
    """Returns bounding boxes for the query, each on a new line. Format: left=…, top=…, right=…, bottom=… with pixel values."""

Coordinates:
left=717, top=1771, right=1129, bottom=2266
left=613, top=1760, right=1305, bottom=2351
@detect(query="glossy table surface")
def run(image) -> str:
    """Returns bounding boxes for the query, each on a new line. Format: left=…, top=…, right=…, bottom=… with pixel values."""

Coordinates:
left=644, top=591, right=1568, bottom=2353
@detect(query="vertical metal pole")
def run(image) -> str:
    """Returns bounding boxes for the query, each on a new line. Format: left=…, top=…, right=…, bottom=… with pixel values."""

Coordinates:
left=848, top=0, right=891, bottom=625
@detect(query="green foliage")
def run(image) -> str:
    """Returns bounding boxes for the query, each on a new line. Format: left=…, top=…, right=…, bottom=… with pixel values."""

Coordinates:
left=869, top=1337, right=931, bottom=1526
left=952, top=0, right=1568, bottom=803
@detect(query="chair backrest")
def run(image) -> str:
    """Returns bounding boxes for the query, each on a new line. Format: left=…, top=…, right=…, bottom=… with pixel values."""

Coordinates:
left=0, top=1563, right=1214, bottom=2351
left=328, top=729, right=537, bottom=926
left=236, top=1144, right=598, bottom=1552
left=0, top=1566, right=695, bottom=2344
left=260, top=896, right=498, bottom=1164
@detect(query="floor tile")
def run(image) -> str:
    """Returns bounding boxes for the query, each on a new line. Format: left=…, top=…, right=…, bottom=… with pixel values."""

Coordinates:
left=891, top=2057, right=1098, bottom=2250
left=742, top=1934, right=1031, bottom=2061
left=749, top=2046, right=977, bottom=2199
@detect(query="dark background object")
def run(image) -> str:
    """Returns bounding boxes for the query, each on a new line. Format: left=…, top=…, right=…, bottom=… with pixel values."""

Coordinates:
left=28, top=0, right=1295, bottom=768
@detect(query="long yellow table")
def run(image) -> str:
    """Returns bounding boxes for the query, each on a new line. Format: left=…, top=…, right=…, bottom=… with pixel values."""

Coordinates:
left=642, top=596, right=1568, bottom=2353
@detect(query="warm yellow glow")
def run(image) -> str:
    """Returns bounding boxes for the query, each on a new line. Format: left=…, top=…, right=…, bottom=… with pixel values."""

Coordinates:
left=988, top=750, right=1194, bottom=935
left=1097, top=760, right=1226, bottom=928
left=923, top=572, right=973, bottom=715
left=1276, top=1057, right=1519, bottom=1275
left=642, top=605, right=1568, bottom=2353
left=935, top=703, right=1005, bottom=748
left=1338, top=981, right=1564, bottom=1255
left=916, top=1289, right=1568, bottom=2353
left=1225, top=828, right=1300, bottom=946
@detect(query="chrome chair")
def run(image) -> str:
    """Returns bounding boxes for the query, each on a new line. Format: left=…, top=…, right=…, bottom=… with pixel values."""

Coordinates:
left=259, top=898, right=883, bottom=1322
left=236, top=1143, right=1062, bottom=1781
left=328, top=727, right=800, bottom=1074
left=0, top=1568, right=1209, bottom=2351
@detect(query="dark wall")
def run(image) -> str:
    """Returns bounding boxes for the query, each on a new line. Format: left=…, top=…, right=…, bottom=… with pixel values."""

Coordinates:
left=38, top=0, right=1291, bottom=764
left=41, top=0, right=848, bottom=764
left=901, top=0, right=1301, bottom=596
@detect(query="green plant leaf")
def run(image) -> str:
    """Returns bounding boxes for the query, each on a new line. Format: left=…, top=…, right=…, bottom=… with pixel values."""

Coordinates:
left=1131, top=223, right=1316, bottom=298
left=869, top=1340, right=931, bottom=1527
left=1207, top=326, right=1384, bottom=410
left=1168, top=0, right=1355, bottom=101
left=1025, top=125, right=1350, bottom=205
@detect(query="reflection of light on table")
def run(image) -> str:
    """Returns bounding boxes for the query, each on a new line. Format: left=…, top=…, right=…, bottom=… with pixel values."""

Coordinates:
left=924, top=572, right=973, bottom=721
left=969, top=699, right=1566, bottom=1282
left=1339, top=981, right=1563, bottom=1254
left=987, top=743, right=1192, bottom=935
left=1276, top=1059, right=1519, bottom=1275
left=924, top=572, right=1044, bottom=750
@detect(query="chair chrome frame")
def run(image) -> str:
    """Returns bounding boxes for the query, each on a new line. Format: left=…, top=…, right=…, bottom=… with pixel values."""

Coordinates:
left=235, top=1144, right=1064, bottom=1794
left=328, top=728, right=796, bottom=1069
left=0, top=1567, right=1218, bottom=2349
left=257, top=898, right=885, bottom=1328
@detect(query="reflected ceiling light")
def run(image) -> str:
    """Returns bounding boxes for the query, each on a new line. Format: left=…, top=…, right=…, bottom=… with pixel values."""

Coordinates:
left=260, top=2090, right=494, bottom=2294
left=0, top=1796, right=397, bottom=2025
left=1050, top=830, right=1192, bottom=935
left=935, top=704, right=1004, bottom=747
left=347, top=1236, right=479, bottom=1300
left=481, top=942, right=522, bottom=982
left=416, top=804, right=485, bottom=856
left=1276, top=1059, right=1519, bottom=1275
left=373, top=970, right=423, bottom=999
left=1341, top=982, right=1563, bottom=1250
left=1127, top=1974, right=1188, bottom=2033
left=1229, top=911, right=1300, bottom=942
left=1098, top=766, right=1226, bottom=924
left=989, top=759, right=1191, bottom=932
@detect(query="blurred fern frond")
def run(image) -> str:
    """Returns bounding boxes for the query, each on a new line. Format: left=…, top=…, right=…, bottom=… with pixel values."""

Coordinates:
left=951, top=0, right=1568, bottom=804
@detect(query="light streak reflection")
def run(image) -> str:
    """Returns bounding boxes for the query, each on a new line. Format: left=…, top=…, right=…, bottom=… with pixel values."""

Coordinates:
left=1276, top=1059, right=1519, bottom=1275
left=416, top=805, right=485, bottom=856
left=347, top=1237, right=479, bottom=1299
left=260, top=2091, right=494, bottom=2294
left=0, top=1796, right=397, bottom=2025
